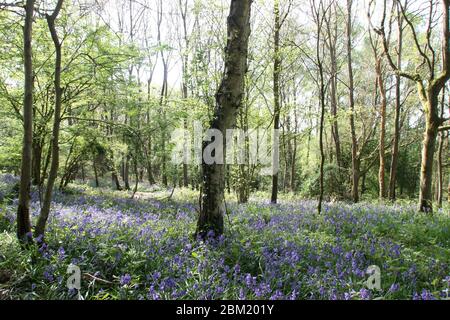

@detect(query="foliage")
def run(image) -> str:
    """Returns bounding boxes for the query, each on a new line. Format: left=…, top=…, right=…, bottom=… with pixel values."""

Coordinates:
left=0, top=181, right=448, bottom=300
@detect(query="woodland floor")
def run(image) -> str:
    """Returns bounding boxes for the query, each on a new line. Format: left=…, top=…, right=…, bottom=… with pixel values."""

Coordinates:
left=0, top=175, right=449, bottom=300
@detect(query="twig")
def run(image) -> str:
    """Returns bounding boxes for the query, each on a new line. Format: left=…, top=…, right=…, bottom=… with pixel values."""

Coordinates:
left=83, top=273, right=113, bottom=285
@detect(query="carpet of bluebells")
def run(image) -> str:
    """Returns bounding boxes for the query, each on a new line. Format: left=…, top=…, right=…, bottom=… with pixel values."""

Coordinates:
left=0, top=174, right=449, bottom=300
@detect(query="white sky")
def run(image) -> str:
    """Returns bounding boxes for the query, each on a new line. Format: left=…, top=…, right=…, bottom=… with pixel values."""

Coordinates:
left=1, top=0, right=442, bottom=94
left=91, top=0, right=380, bottom=89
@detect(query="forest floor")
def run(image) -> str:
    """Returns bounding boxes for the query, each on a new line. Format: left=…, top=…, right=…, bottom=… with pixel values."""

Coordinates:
left=0, top=174, right=449, bottom=300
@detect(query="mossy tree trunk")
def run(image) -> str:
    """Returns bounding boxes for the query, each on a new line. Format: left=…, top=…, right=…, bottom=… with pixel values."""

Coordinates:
left=16, top=0, right=35, bottom=244
left=197, top=0, right=252, bottom=237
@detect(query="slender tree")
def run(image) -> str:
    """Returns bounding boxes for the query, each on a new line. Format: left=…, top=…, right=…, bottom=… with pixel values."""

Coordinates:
left=178, top=0, right=190, bottom=188
left=35, top=0, right=64, bottom=238
left=16, top=0, right=35, bottom=244
left=156, top=0, right=169, bottom=188
left=271, top=0, right=282, bottom=204
left=197, top=0, right=252, bottom=236
left=437, top=86, right=445, bottom=207
left=376, top=56, right=387, bottom=199
left=312, top=0, right=328, bottom=214
left=325, top=1, right=342, bottom=169
left=388, top=0, right=405, bottom=201
left=368, top=24, right=387, bottom=199
left=271, top=0, right=292, bottom=204
left=346, top=0, right=359, bottom=203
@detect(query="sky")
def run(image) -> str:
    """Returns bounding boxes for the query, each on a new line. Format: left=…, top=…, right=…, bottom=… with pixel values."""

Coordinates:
left=91, top=0, right=379, bottom=90
left=1, top=0, right=442, bottom=96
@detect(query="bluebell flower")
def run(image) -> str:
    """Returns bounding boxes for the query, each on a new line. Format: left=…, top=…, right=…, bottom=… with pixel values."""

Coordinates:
left=152, top=271, right=161, bottom=281
left=360, top=288, right=370, bottom=300
left=388, top=283, right=400, bottom=293
left=420, top=289, right=435, bottom=300
left=120, top=274, right=131, bottom=286
left=270, top=290, right=284, bottom=300
left=238, top=288, right=246, bottom=300
left=148, top=285, right=160, bottom=300
left=57, top=247, right=66, bottom=260
left=43, top=270, right=54, bottom=282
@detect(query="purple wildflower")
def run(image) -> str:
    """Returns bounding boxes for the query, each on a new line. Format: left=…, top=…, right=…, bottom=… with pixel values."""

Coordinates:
left=120, top=274, right=131, bottom=286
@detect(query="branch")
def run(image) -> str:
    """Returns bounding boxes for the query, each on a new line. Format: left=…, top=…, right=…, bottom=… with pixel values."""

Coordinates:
left=397, top=0, right=433, bottom=76
left=369, top=0, right=420, bottom=82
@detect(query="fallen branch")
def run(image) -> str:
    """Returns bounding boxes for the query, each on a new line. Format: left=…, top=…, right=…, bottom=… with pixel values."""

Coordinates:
left=83, top=273, right=113, bottom=285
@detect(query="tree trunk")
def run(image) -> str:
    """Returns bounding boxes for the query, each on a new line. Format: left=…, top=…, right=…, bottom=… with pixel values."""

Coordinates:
left=124, top=156, right=130, bottom=190
left=419, top=110, right=438, bottom=213
left=197, top=0, right=252, bottom=237
left=282, top=116, right=289, bottom=192
left=361, top=172, right=367, bottom=196
left=326, top=4, right=342, bottom=168
left=32, top=141, right=42, bottom=186
left=437, top=89, right=445, bottom=207
left=271, top=0, right=281, bottom=204
left=160, top=57, right=169, bottom=188
left=238, top=164, right=250, bottom=204
left=237, top=86, right=251, bottom=204
left=131, top=158, right=139, bottom=199
left=346, top=0, right=359, bottom=203
left=182, top=120, right=189, bottom=188
left=16, top=0, right=35, bottom=244
left=315, top=2, right=326, bottom=214
left=112, top=172, right=122, bottom=191
left=418, top=81, right=444, bottom=213
left=146, top=131, right=155, bottom=185
left=389, top=6, right=403, bottom=201
left=180, top=0, right=190, bottom=189
left=35, top=0, right=64, bottom=238
left=418, top=0, right=449, bottom=213
left=317, top=56, right=326, bottom=214
left=290, top=105, right=298, bottom=193
left=376, top=58, right=387, bottom=199
left=147, top=162, right=155, bottom=185
left=290, top=143, right=297, bottom=192
left=330, top=62, right=341, bottom=167
left=145, top=56, right=156, bottom=186
left=448, top=95, right=450, bottom=205
left=93, top=159, right=99, bottom=188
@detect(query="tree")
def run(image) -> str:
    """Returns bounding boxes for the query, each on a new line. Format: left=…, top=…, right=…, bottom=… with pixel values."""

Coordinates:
left=436, top=86, right=445, bottom=206
left=16, top=0, right=34, bottom=244
left=372, top=0, right=450, bottom=212
left=156, top=0, right=170, bottom=188
left=346, top=0, right=360, bottom=203
left=311, top=0, right=329, bottom=214
left=197, top=0, right=252, bottom=237
left=271, top=0, right=281, bottom=204
left=271, top=0, right=292, bottom=204
left=178, top=0, right=191, bottom=188
left=368, top=20, right=387, bottom=199
left=388, top=0, right=405, bottom=201
left=35, top=0, right=64, bottom=238
left=324, top=1, right=342, bottom=169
